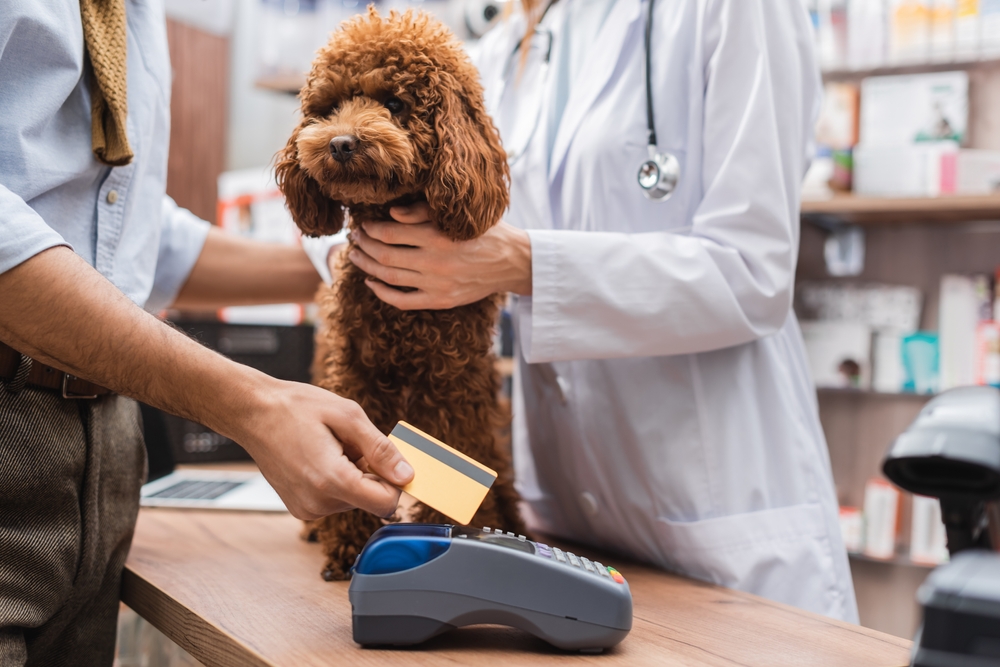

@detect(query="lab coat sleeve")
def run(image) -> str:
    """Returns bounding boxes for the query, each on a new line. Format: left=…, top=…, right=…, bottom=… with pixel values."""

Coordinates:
left=146, top=196, right=211, bottom=313
left=519, top=0, right=818, bottom=363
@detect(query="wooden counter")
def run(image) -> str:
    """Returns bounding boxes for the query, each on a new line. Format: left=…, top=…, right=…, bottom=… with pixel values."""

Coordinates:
left=122, top=509, right=911, bottom=667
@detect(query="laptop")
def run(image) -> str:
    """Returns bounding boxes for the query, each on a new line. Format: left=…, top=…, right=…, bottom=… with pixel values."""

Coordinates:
left=139, top=403, right=287, bottom=512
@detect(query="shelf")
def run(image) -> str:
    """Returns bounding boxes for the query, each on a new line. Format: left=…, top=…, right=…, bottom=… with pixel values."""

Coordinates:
left=848, top=551, right=938, bottom=569
left=822, top=57, right=1000, bottom=81
left=255, top=74, right=305, bottom=96
left=816, top=387, right=933, bottom=400
left=801, top=193, right=1000, bottom=225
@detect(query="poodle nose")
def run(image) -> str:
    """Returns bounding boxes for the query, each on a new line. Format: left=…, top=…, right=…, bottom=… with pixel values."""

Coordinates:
left=329, top=135, right=359, bottom=163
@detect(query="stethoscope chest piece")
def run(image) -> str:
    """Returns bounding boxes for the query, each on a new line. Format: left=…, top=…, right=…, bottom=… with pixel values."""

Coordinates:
left=638, top=146, right=680, bottom=202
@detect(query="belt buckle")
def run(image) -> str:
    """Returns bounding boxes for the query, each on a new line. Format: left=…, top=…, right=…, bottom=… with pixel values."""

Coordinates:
left=62, top=374, right=98, bottom=400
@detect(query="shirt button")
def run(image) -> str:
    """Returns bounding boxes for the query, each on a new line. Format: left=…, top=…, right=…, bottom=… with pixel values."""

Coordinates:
left=579, top=491, right=599, bottom=517
left=106, top=190, right=119, bottom=204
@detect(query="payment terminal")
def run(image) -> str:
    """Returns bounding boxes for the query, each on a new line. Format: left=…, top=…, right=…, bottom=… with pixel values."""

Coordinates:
left=348, top=524, right=632, bottom=652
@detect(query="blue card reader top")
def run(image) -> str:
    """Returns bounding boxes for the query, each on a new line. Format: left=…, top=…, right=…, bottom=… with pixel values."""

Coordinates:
left=353, top=524, right=452, bottom=575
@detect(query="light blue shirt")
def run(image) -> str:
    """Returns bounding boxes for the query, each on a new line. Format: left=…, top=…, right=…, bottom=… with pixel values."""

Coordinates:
left=0, top=0, right=210, bottom=312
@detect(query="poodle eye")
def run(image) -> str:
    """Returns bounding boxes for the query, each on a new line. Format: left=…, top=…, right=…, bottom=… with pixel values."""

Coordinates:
left=384, top=97, right=404, bottom=115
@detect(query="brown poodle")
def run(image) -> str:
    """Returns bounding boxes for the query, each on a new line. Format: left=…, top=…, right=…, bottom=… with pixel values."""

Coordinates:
left=275, top=8, right=525, bottom=581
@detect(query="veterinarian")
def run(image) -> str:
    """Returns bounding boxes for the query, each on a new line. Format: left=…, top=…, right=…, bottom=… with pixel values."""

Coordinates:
left=0, top=3, right=414, bottom=664
left=347, top=0, right=858, bottom=622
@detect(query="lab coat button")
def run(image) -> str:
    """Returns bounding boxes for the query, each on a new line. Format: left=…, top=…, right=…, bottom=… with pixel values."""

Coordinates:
left=106, top=190, right=119, bottom=204
left=579, top=491, right=599, bottom=517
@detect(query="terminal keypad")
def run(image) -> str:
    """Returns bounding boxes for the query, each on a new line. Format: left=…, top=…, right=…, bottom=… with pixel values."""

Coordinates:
left=481, top=528, right=624, bottom=584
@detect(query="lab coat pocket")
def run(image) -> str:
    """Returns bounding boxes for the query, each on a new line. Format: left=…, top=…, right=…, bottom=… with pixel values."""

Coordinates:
left=654, top=503, right=843, bottom=618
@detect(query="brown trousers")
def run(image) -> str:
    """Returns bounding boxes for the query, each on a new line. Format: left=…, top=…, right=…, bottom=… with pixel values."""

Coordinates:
left=0, top=382, right=145, bottom=667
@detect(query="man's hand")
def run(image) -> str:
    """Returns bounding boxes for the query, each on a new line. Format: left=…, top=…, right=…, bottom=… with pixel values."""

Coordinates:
left=0, top=246, right=412, bottom=521
left=348, top=202, right=532, bottom=310
left=236, top=379, right=413, bottom=519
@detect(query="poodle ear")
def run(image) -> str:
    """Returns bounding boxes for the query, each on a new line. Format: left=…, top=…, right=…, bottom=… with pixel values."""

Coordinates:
left=426, top=79, right=509, bottom=241
left=275, top=129, right=346, bottom=237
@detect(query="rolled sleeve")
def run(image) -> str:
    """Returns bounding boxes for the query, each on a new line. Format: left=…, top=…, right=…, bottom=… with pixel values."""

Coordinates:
left=0, top=183, right=71, bottom=275
left=146, top=196, right=211, bottom=312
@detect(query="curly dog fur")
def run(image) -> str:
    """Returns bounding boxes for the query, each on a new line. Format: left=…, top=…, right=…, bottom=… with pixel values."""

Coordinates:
left=276, top=8, right=525, bottom=581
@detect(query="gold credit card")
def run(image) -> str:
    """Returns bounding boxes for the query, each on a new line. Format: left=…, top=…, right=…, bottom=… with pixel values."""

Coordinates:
left=388, top=421, right=496, bottom=525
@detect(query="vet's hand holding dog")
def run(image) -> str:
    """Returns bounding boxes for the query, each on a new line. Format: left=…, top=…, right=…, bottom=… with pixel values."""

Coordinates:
left=348, top=201, right=531, bottom=309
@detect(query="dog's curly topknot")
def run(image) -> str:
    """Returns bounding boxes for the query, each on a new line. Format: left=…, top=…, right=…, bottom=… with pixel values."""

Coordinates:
left=276, top=8, right=524, bottom=581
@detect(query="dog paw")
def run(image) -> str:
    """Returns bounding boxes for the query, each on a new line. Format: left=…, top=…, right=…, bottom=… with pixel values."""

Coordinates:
left=321, top=565, right=351, bottom=581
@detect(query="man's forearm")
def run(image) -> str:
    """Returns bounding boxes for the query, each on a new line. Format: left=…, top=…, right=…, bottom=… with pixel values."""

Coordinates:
left=172, top=227, right=321, bottom=310
left=0, top=246, right=415, bottom=519
left=0, top=247, right=267, bottom=440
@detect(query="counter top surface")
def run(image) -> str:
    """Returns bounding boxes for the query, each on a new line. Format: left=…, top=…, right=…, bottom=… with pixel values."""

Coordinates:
left=123, top=508, right=912, bottom=667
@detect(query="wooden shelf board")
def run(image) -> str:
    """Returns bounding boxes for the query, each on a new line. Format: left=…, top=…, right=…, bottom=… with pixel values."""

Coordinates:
left=255, top=74, right=305, bottom=95
left=822, top=57, right=1000, bottom=81
left=848, top=551, right=938, bottom=569
left=816, top=387, right=934, bottom=400
left=801, top=193, right=1000, bottom=224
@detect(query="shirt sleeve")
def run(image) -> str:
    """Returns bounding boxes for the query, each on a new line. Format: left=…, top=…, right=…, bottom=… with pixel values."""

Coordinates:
left=519, top=0, right=821, bottom=364
left=0, top=183, right=72, bottom=276
left=146, top=196, right=211, bottom=312
left=301, top=230, right=348, bottom=285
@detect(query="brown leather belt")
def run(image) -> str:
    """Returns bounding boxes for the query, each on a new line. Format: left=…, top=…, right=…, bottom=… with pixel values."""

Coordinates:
left=0, top=342, right=112, bottom=399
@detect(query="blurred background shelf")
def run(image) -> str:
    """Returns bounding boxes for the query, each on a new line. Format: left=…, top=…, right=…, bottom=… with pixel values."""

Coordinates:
left=254, top=74, right=305, bottom=96
left=848, top=552, right=937, bottom=569
left=822, top=57, right=1000, bottom=82
left=816, top=387, right=935, bottom=400
left=801, top=194, right=1000, bottom=224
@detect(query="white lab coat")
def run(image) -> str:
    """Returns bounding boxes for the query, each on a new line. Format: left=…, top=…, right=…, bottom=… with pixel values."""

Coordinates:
left=475, top=0, right=859, bottom=622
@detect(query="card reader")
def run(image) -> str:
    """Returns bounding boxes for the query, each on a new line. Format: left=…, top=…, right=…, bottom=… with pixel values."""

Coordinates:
left=348, top=524, right=632, bottom=652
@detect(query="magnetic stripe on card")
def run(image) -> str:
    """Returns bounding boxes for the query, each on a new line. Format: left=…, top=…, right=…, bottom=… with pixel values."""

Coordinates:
left=390, top=423, right=496, bottom=488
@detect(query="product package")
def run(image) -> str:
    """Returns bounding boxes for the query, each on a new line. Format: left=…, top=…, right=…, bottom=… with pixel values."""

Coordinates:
left=890, top=0, right=932, bottom=63
left=981, top=0, right=1000, bottom=55
left=975, top=321, right=1000, bottom=387
left=839, top=506, right=865, bottom=553
left=939, top=273, right=993, bottom=390
left=910, top=495, right=950, bottom=565
left=864, top=479, right=901, bottom=560
left=954, top=0, right=980, bottom=57
left=902, top=332, right=941, bottom=394
left=859, top=71, right=969, bottom=146
left=930, top=0, right=957, bottom=59
left=800, top=321, right=872, bottom=389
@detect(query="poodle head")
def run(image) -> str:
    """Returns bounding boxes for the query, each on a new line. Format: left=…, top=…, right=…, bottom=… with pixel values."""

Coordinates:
left=275, top=8, right=509, bottom=241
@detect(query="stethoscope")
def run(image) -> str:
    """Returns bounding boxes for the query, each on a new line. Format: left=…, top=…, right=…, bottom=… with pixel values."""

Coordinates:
left=497, top=0, right=680, bottom=202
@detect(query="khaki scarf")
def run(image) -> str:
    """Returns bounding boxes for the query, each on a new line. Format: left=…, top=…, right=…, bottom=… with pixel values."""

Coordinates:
left=80, top=0, right=133, bottom=166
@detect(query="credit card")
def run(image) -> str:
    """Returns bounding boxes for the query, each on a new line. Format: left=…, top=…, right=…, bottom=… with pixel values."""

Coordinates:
left=388, top=421, right=497, bottom=525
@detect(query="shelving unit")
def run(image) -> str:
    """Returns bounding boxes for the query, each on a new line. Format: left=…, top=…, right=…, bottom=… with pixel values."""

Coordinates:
left=255, top=73, right=305, bottom=96
left=848, top=552, right=937, bottom=569
left=816, top=387, right=933, bottom=400
left=802, top=194, right=1000, bottom=225
left=822, top=57, right=1000, bottom=82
